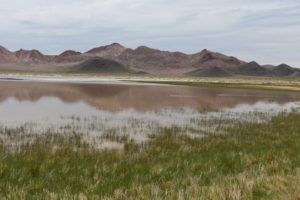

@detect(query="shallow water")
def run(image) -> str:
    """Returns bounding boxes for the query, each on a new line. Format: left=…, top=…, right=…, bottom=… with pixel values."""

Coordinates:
left=0, top=80, right=300, bottom=149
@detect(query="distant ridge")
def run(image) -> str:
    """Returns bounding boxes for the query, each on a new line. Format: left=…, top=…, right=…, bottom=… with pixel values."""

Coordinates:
left=186, top=66, right=232, bottom=77
left=0, top=43, right=299, bottom=77
left=234, top=61, right=268, bottom=76
left=59, top=50, right=81, bottom=57
left=71, top=57, right=131, bottom=74
left=15, top=49, right=50, bottom=62
left=0, top=45, right=17, bottom=62
left=272, top=64, right=295, bottom=76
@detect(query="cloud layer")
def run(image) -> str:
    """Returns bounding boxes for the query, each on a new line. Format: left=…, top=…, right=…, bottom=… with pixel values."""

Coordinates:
left=1, top=0, right=300, bottom=66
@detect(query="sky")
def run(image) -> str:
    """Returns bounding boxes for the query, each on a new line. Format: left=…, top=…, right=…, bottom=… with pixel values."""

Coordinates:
left=0, top=0, right=300, bottom=67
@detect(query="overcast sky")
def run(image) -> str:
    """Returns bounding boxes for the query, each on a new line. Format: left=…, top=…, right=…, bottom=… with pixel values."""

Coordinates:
left=1, top=0, right=300, bottom=66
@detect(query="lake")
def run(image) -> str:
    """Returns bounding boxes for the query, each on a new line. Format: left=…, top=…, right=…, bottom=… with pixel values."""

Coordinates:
left=0, top=80, right=300, bottom=149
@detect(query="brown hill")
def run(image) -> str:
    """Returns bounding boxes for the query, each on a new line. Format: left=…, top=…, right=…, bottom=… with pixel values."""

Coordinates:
left=117, top=46, right=189, bottom=74
left=0, top=43, right=299, bottom=77
left=115, top=47, right=245, bottom=75
left=59, top=50, right=81, bottom=57
left=71, top=57, right=131, bottom=74
left=85, top=43, right=126, bottom=59
left=55, top=50, right=83, bottom=63
left=14, top=49, right=50, bottom=63
left=0, top=45, right=17, bottom=62
left=271, top=64, right=296, bottom=77
left=186, top=66, right=232, bottom=77
left=189, top=49, right=245, bottom=69
left=234, top=61, right=268, bottom=76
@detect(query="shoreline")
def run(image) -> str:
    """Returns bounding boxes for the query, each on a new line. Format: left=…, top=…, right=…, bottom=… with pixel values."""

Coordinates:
left=0, top=72, right=300, bottom=91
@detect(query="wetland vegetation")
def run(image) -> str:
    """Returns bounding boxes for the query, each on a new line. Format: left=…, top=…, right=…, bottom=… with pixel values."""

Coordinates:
left=0, top=77, right=299, bottom=199
left=0, top=112, right=299, bottom=199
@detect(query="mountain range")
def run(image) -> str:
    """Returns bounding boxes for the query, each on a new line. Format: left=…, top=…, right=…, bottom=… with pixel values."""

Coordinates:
left=0, top=43, right=299, bottom=77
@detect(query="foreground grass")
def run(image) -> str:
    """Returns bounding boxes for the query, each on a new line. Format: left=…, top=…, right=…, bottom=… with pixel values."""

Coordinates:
left=0, top=113, right=300, bottom=199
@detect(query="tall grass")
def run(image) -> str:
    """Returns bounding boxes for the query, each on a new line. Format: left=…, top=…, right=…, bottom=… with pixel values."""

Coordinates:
left=0, top=112, right=299, bottom=199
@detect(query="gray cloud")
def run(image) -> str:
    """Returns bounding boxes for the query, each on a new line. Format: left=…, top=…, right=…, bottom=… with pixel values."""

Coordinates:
left=0, top=0, right=300, bottom=67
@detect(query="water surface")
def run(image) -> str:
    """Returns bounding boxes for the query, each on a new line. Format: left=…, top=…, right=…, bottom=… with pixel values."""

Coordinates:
left=0, top=80, right=299, bottom=149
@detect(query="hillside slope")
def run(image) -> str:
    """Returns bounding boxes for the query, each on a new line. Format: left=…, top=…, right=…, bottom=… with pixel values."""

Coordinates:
left=0, top=43, right=298, bottom=77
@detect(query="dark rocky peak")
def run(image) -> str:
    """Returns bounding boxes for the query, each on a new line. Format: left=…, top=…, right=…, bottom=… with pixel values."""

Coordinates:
left=200, top=49, right=210, bottom=54
left=272, top=63, right=295, bottom=76
left=86, top=43, right=126, bottom=54
left=192, top=49, right=211, bottom=56
left=14, top=49, right=48, bottom=61
left=59, top=50, right=81, bottom=57
left=247, top=61, right=261, bottom=67
left=133, top=46, right=161, bottom=54
left=277, top=63, right=292, bottom=69
left=0, top=45, right=13, bottom=55
left=109, top=43, right=125, bottom=48
left=201, top=52, right=215, bottom=61
left=15, top=49, right=43, bottom=56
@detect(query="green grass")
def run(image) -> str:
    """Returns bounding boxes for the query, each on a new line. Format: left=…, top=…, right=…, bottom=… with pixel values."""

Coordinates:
left=0, top=112, right=299, bottom=199
left=137, top=80, right=300, bottom=92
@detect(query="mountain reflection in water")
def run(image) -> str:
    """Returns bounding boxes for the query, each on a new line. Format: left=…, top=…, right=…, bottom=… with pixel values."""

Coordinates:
left=0, top=80, right=300, bottom=112
left=0, top=80, right=300, bottom=149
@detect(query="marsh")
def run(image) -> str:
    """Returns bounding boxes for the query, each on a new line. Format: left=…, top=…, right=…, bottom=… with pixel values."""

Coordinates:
left=0, top=79, right=300, bottom=199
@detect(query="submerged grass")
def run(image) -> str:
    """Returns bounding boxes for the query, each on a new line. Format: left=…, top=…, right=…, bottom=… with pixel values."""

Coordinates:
left=0, top=112, right=299, bottom=199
